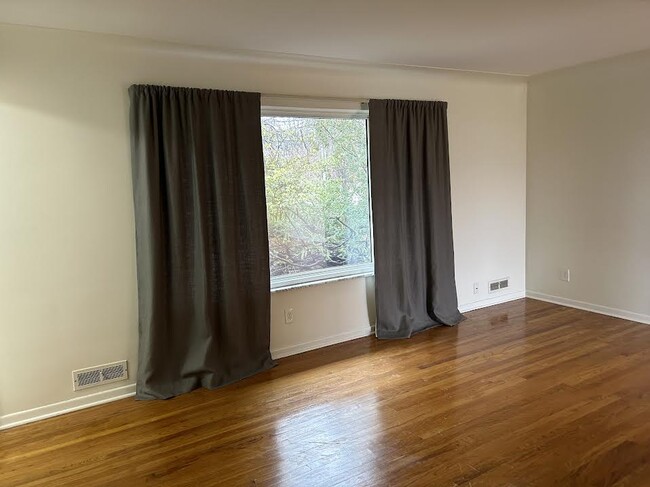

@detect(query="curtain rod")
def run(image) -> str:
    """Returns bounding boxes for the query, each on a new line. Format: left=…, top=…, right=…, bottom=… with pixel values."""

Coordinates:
left=261, top=93, right=370, bottom=104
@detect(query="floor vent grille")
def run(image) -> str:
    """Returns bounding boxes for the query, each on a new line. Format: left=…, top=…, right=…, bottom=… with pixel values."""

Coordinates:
left=489, top=278, right=510, bottom=293
left=72, top=361, right=128, bottom=391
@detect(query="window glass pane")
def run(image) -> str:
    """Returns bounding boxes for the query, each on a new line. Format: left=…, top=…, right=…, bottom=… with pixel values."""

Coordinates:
left=261, top=116, right=372, bottom=278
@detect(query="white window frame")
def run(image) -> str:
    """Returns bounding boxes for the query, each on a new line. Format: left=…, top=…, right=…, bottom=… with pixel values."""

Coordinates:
left=261, top=101, right=374, bottom=291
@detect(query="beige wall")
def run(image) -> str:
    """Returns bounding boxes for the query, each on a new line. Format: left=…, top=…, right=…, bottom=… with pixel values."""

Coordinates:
left=0, top=24, right=527, bottom=419
left=527, top=51, right=650, bottom=320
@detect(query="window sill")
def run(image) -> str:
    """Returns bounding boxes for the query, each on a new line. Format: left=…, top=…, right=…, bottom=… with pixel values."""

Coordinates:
left=271, top=272, right=374, bottom=293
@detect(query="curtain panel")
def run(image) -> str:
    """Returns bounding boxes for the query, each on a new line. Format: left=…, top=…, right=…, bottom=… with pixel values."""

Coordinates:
left=369, top=99, right=464, bottom=338
left=129, top=85, right=274, bottom=399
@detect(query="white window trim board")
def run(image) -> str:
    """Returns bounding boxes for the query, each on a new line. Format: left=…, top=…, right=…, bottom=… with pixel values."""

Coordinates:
left=271, top=262, right=374, bottom=291
left=261, top=105, right=368, bottom=119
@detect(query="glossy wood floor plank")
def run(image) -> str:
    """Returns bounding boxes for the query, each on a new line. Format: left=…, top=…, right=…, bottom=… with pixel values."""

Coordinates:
left=2, top=298, right=650, bottom=486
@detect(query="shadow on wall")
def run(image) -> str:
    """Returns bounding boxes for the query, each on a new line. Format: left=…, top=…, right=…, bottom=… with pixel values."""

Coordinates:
left=365, top=276, right=376, bottom=327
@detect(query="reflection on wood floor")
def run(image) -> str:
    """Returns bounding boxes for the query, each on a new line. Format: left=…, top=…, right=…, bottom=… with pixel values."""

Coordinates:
left=2, top=298, right=650, bottom=486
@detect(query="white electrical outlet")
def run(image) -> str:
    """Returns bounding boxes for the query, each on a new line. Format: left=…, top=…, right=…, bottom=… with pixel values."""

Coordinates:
left=560, top=269, right=571, bottom=282
left=284, top=308, right=294, bottom=324
left=473, top=282, right=480, bottom=295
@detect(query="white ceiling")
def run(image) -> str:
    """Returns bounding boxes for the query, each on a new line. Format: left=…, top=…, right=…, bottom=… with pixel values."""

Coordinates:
left=2, top=0, right=650, bottom=75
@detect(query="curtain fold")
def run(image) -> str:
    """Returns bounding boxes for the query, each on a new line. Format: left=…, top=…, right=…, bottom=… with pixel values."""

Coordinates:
left=129, top=84, right=274, bottom=399
left=369, top=99, right=464, bottom=339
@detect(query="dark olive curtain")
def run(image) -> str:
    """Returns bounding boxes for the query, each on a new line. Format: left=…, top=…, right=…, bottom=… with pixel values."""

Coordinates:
left=369, top=99, right=464, bottom=339
left=129, top=85, right=274, bottom=399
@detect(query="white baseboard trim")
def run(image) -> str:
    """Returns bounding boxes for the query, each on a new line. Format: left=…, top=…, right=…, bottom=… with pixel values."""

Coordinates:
left=271, top=326, right=375, bottom=359
left=3, top=327, right=375, bottom=431
left=0, top=294, right=531, bottom=431
left=526, top=290, right=650, bottom=325
left=458, top=290, right=526, bottom=313
left=271, top=291, right=527, bottom=360
left=0, top=383, right=136, bottom=431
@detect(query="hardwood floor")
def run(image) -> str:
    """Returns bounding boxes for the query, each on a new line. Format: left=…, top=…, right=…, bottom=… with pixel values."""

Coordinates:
left=2, top=298, right=650, bottom=486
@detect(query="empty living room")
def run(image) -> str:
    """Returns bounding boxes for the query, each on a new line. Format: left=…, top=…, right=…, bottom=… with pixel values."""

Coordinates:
left=2, top=1, right=650, bottom=485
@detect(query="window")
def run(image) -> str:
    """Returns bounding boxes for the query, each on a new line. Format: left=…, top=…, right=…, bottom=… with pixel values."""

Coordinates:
left=261, top=109, right=373, bottom=290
